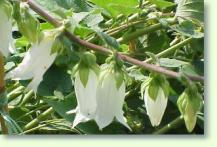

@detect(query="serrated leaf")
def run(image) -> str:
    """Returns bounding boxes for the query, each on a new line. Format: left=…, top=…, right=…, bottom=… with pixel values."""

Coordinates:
left=175, top=0, right=204, bottom=24
left=171, top=20, right=204, bottom=38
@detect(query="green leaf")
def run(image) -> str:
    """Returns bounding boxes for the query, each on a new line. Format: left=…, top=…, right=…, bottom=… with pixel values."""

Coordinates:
left=159, top=58, right=188, bottom=68
left=171, top=20, right=204, bottom=38
left=96, top=31, right=120, bottom=49
left=15, top=36, right=29, bottom=48
left=139, top=31, right=170, bottom=54
left=44, top=95, right=76, bottom=122
left=35, top=0, right=69, bottom=19
left=38, top=66, right=73, bottom=96
left=148, top=0, right=175, bottom=9
left=89, top=0, right=139, bottom=17
left=175, top=0, right=204, bottom=24
left=9, top=107, right=32, bottom=128
left=180, top=64, right=200, bottom=76
left=83, top=11, right=104, bottom=28
left=54, top=0, right=90, bottom=12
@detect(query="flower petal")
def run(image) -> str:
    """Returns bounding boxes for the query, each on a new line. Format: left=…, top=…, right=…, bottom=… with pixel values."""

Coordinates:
left=0, top=9, right=13, bottom=57
left=115, top=83, right=131, bottom=130
left=6, top=34, right=57, bottom=92
left=72, top=113, right=91, bottom=128
left=95, top=74, right=130, bottom=130
left=72, top=70, right=98, bottom=127
left=95, top=74, right=116, bottom=129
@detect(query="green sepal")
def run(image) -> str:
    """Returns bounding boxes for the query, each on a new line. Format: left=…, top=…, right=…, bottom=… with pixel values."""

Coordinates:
left=80, top=52, right=97, bottom=67
left=114, top=70, right=124, bottom=89
left=71, top=64, right=79, bottom=77
left=141, top=77, right=152, bottom=98
left=91, top=63, right=100, bottom=76
left=74, top=52, right=99, bottom=87
left=13, top=2, right=40, bottom=43
left=158, top=75, right=170, bottom=98
left=78, top=64, right=90, bottom=87
left=51, top=36, right=65, bottom=55
left=148, top=80, right=159, bottom=101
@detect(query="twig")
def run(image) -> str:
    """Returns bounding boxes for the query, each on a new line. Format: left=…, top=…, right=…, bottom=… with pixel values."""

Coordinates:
left=153, top=116, right=184, bottom=134
left=23, top=107, right=54, bottom=130
left=24, top=0, right=204, bottom=82
left=0, top=53, right=8, bottom=134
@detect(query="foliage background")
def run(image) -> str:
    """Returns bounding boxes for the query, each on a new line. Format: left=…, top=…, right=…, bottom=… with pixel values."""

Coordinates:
left=0, top=0, right=205, bottom=135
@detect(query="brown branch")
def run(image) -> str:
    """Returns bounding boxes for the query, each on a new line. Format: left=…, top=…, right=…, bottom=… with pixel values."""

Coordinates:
left=25, top=0, right=204, bottom=82
left=0, top=53, right=8, bottom=134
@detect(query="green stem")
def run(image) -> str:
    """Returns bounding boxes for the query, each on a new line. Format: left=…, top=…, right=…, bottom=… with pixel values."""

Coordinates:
left=128, top=38, right=193, bottom=71
left=145, top=37, right=193, bottom=63
left=7, top=86, right=25, bottom=102
left=20, top=124, right=47, bottom=134
left=19, top=90, right=34, bottom=106
left=117, top=19, right=177, bottom=43
left=23, top=107, right=54, bottom=130
left=153, top=116, right=184, bottom=134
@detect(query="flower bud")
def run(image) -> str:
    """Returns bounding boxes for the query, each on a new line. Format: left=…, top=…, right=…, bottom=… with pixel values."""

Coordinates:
left=177, top=85, right=202, bottom=132
left=142, top=75, right=170, bottom=126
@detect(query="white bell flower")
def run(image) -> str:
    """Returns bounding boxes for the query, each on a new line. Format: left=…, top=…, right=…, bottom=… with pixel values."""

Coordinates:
left=95, top=72, right=131, bottom=130
left=67, top=70, right=98, bottom=127
left=0, top=3, right=14, bottom=57
left=144, top=87, right=168, bottom=127
left=5, top=31, right=58, bottom=92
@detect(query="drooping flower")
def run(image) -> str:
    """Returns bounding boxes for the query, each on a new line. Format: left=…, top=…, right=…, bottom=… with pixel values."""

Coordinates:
left=5, top=29, right=63, bottom=92
left=67, top=52, right=99, bottom=127
left=94, top=63, right=131, bottom=130
left=177, top=83, right=202, bottom=132
left=142, top=75, right=170, bottom=127
left=0, top=0, right=14, bottom=57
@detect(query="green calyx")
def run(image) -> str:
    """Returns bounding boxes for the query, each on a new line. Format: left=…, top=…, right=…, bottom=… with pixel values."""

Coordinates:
left=51, top=35, right=65, bottom=55
left=0, top=0, right=13, bottom=18
left=13, top=2, right=40, bottom=43
left=177, top=84, right=203, bottom=132
left=141, top=74, right=170, bottom=101
left=104, top=54, right=127, bottom=89
left=73, top=52, right=99, bottom=87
